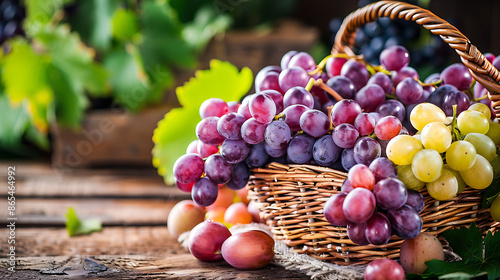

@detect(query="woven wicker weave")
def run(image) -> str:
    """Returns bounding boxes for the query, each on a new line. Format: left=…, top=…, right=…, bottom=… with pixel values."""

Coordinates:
left=248, top=1, right=500, bottom=265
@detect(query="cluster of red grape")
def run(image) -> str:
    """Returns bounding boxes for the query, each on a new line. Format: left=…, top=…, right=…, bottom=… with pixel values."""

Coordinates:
left=324, top=161, right=425, bottom=245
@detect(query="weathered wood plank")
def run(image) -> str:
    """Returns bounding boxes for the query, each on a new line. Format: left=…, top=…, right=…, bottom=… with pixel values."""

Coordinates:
left=0, top=227, right=310, bottom=279
left=0, top=255, right=310, bottom=279
left=0, top=161, right=160, bottom=178
left=3, top=173, right=186, bottom=198
left=0, top=162, right=185, bottom=199
left=0, top=227, right=178, bottom=257
left=0, top=198, right=180, bottom=226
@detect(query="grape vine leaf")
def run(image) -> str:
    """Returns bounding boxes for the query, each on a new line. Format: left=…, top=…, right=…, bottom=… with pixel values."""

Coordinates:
left=139, top=0, right=197, bottom=75
left=65, top=207, right=102, bottom=237
left=423, top=224, right=500, bottom=280
left=67, top=0, right=120, bottom=51
left=111, top=8, right=139, bottom=42
left=103, top=46, right=147, bottom=112
left=1, top=39, right=53, bottom=133
left=23, top=0, right=74, bottom=36
left=181, top=5, right=232, bottom=52
left=35, top=25, right=109, bottom=97
left=0, top=92, right=30, bottom=149
left=48, top=66, right=88, bottom=129
left=152, top=60, right=252, bottom=185
left=482, top=177, right=500, bottom=208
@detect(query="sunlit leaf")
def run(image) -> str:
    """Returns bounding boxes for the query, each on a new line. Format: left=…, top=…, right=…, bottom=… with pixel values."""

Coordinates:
left=65, top=207, right=102, bottom=237
left=176, top=59, right=253, bottom=108
left=1, top=39, right=53, bottom=133
left=111, top=8, right=139, bottom=42
left=23, top=0, right=74, bottom=36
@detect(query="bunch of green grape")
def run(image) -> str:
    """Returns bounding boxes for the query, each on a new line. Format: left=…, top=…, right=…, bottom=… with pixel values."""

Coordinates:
left=386, top=102, right=500, bottom=202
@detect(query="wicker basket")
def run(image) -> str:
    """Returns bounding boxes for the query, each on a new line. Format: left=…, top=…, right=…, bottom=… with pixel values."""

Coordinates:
left=248, top=1, right=500, bottom=265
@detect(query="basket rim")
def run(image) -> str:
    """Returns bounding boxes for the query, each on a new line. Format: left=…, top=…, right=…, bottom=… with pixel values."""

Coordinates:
left=332, top=0, right=500, bottom=117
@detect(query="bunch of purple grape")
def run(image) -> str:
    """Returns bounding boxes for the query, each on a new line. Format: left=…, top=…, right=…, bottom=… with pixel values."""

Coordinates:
left=172, top=49, right=406, bottom=207
left=324, top=161, right=425, bottom=245
left=172, top=42, right=497, bottom=208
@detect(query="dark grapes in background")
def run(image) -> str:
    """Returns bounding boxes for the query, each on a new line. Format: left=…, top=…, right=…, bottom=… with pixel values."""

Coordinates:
left=0, top=0, right=25, bottom=44
left=328, top=0, right=453, bottom=76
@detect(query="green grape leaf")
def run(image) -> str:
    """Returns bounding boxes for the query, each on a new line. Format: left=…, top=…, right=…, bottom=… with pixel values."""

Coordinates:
left=35, top=25, right=109, bottom=96
left=23, top=0, right=74, bottom=36
left=139, top=0, right=197, bottom=72
left=65, top=207, right=102, bottom=237
left=48, top=65, right=88, bottom=128
left=182, top=5, right=232, bottom=52
left=103, top=46, right=172, bottom=112
left=66, top=0, right=120, bottom=51
left=482, top=177, right=500, bottom=208
left=111, top=8, right=139, bottom=42
left=152, top=60, right=252, bottom=185
left=424, top=224, right=500, bottom=280
left=176, top=59, right=253, bottom=108
left=1, top=39, right=53, bottom=133
left=0, top=93, right=30, bottom=147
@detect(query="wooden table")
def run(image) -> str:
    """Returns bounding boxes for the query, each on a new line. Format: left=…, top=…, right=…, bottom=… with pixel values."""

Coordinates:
left=0, top=162, right=310, bottom=279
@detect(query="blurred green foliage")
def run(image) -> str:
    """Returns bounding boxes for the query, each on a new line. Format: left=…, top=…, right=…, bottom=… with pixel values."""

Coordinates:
left=0, top=0, right=298, bottom=158
left=0, top=0, right=232, bottom=156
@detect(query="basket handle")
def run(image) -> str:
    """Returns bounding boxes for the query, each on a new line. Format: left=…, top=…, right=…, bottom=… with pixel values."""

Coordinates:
left=333, top=0, right=500, bottom=117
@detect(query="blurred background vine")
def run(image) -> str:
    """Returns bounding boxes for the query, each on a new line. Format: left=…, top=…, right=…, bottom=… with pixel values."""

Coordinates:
left=0, top=0, right=297, bottom=159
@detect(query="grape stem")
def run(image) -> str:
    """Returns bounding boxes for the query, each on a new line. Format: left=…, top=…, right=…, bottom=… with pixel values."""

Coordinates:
left=450, top=104, right=463, bottom=141
left=315, top=79, right=344, bottom=101
left=473, top=95, right=489, bottom=102
left=332, top=53, right=364, bottom=60
left=308, top=54, right=332, bottom=76
left=274, top=112, right=285, bottom=121
left=416, top=78, right=442, bottom=87
left=305, top=77, right=316, bottom=92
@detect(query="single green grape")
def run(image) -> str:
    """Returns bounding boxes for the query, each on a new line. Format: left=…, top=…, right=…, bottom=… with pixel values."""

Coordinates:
left=412, top=149, right=443, bottom=183
left=421, top=122, right=452, bottom=153
left=445, top=140, right=476, bottom=171
left=426, top=168, right=458, bottom=201
left=387, top=135, right=423, bottom=166
left=490, top=195, right=500, bottom=222
left=410, top=103, right=446, bottom=131
left=459, top=154, right=493, bottom=190
left=463, top=133, right=497, bottom=162
left=457, top=110, right=489, bottom=135
left=468, top=103, right=491, bottom=120
left=485, top=121, right=500, bottom=146
left=444, top=165, right=466, bottom=194
left=397, top=164, right=425, bottom=190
